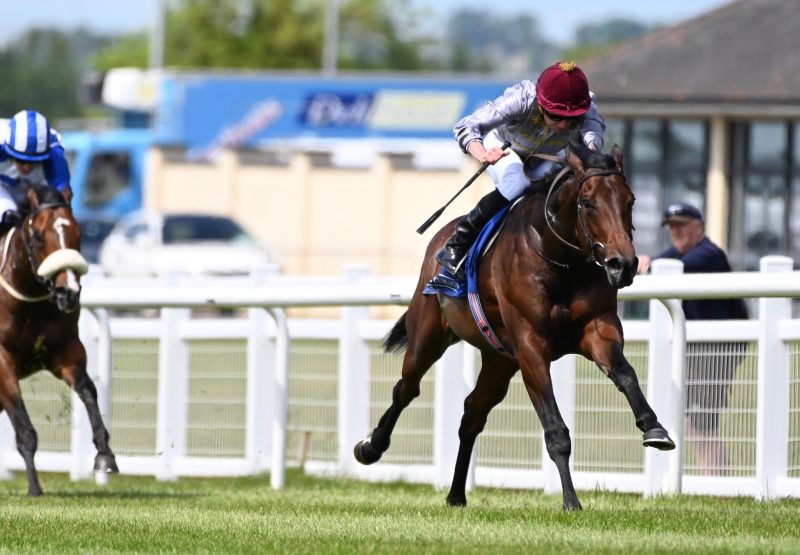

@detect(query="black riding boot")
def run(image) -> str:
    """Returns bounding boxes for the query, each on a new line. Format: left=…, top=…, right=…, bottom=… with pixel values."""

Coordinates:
left=0, top=210, right=21, bottom=235
left=436, top=189, right=508, bottom=280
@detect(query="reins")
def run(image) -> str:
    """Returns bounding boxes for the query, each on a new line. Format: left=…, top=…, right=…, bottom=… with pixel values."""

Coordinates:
left=0, top=229, right=51, bottom=302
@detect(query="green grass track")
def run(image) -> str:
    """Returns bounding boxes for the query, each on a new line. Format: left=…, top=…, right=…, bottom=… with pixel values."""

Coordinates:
left=0, top=470, right=798, bottom=554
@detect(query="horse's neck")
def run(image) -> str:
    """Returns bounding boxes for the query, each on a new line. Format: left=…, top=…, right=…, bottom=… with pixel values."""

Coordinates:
left=1, top=229, right=42, bottom=294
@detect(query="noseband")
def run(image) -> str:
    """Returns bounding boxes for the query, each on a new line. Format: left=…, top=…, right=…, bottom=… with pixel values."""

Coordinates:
left=539, top=156, right=625, bottom=268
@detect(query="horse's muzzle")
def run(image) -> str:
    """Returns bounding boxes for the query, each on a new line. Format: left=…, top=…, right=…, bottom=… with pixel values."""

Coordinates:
left=605, top=255, right=638, bottom=288
left=54, top=286, right=81, bottom=313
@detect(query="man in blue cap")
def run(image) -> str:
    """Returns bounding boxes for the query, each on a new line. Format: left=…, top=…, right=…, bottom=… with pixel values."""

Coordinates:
left=638, top=202, right=748, bottom=475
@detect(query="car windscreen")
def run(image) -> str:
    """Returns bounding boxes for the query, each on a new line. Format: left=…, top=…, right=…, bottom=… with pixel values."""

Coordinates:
left=162, top=215, right=252, bottom=245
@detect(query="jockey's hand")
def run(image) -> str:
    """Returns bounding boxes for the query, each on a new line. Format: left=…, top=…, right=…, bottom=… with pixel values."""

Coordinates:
left=467, top=140, right=509, bottom=166
left=482, top=146, right=509, bottom=165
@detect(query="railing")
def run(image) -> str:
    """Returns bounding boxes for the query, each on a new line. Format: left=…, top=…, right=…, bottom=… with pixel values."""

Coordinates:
left=0, top=257, right=798, bottom=500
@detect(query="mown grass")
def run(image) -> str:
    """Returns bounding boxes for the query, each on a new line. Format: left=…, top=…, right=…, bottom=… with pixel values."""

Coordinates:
left=0, top=470, right=798, bottom=554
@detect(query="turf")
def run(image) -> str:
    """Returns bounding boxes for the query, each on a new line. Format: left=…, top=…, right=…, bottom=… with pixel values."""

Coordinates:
left=0, top=470, right=797, bottom=554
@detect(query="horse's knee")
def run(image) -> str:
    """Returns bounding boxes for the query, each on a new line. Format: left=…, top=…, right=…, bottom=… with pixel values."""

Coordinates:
left=544, top=427, right=571, bottom=460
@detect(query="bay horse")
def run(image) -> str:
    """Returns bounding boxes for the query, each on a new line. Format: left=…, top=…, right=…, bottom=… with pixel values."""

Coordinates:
left=354, top=138, right=675, bottom=510
left=0, top=183, right=118, bottom=496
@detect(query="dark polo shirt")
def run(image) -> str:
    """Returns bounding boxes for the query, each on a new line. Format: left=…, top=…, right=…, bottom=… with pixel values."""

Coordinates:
left=654, top=237, right=747, bottom=320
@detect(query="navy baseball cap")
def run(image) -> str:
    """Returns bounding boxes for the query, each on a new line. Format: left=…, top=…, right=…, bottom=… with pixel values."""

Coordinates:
left=661, top=202, right=703, bottom=225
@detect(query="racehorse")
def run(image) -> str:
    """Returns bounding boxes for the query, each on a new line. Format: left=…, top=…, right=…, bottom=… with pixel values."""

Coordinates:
left=354, top=137, right=675, bottom=510
left=0, top=183, right=118, bottom=496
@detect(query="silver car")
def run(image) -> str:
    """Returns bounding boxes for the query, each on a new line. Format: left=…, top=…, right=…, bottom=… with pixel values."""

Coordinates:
left=98, top=210, right=273, bottom=277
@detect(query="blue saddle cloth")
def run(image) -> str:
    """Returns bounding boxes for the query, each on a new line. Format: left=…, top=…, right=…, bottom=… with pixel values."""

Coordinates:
left=422, top=204, right=512, bottom=298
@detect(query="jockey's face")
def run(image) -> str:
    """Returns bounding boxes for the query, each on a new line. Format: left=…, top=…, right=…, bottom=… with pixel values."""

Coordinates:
left=11, top=158, right=38, bottom=176
left=542, top=109, right=578, bottom=134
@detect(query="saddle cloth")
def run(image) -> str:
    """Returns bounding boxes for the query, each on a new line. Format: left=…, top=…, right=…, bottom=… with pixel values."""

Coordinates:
left=423, top=203, right=514, bottom=353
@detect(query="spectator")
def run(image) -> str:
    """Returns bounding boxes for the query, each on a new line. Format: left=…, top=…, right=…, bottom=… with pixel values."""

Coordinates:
left=638, top=202, right=748, bottom=476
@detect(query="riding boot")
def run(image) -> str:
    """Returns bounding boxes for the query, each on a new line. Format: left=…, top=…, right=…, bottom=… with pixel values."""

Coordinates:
left=0, top=209, right=21, bottom=235
left=436, top=189, right=508, bottom=281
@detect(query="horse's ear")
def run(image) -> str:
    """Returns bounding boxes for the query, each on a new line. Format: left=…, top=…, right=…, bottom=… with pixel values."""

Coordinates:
left=566, top=147, right=585, bottom=175
left=27, top=187, right=40, bottom=211
left=61, top=185, right=73, bottom=205
left=611, top=144, right=625, bottom=172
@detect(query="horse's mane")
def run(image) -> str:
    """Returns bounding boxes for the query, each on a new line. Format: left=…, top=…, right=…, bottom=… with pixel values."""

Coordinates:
left=540, top=128, right=617, bottom=185
left=17, top=183, right=67, bottom=215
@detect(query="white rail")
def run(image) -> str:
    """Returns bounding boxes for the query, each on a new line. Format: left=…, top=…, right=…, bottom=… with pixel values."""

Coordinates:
left=1, top=257, right=798, bottom=499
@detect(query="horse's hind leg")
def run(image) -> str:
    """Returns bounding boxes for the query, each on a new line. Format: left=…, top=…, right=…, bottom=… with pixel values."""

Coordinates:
left=0, top=388, right=43, bottom=496
left=519, top=348, right=582, bottom=511
left=447, top=351, right=517, bottom=507
left=354, top=296, right=453, bottom=465
left=53, top=341, right=119, bottom=473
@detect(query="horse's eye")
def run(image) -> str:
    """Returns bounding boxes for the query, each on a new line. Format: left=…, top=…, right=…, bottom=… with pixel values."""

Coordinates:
left=32, top=232, right=45, bottom=246
left=581, top=198, right=594, bottom=209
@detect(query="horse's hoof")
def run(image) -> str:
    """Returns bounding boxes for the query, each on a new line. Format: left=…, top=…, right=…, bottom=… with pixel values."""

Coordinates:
left=642, top=428, right=676, bottom=451
left=562, top=501, right=583, bottom=512
left=28, top=486, right=43, bottom=497
left=94, top=454, right=120, bottom=474
left=353, top=439, right=382, bottom=465
left=446, top=493, right=467, bottom=507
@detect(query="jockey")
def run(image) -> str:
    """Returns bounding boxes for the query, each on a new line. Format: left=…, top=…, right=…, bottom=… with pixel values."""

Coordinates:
left=436, top=61, right=606, bottom=281
left=0, top=110, right=71, bottom=233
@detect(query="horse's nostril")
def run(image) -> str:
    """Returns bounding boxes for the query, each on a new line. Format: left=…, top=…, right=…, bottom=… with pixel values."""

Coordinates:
left=606, top=258, right=623, bottom=272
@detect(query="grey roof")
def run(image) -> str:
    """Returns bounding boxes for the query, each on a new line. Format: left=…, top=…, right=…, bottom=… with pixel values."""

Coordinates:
left=582, top=0, right=800, bottom=105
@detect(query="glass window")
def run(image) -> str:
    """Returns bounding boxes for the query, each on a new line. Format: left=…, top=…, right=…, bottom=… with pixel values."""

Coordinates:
left=85, top=152, right=131, bottom=207
left=667, top=121, right=705, bottom=166
left=630, top=119, right=661, bottom=166
left=749, top=122, right=787, bottom=166
left=603, top=118, right=626, bottom=154
left=162, top=215, right=252, bottom=244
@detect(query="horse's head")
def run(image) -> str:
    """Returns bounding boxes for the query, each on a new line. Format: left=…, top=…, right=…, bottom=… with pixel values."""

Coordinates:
left=22, top=185, right=88, bottom=312
left=562, top=142, right=637, bottom=288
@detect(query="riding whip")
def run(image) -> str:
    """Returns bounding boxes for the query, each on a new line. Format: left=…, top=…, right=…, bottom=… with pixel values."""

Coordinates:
left=416, top=140, right=512, bottom=234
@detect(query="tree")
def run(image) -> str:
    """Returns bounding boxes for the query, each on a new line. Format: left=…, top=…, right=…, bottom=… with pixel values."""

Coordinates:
left=0, top=29, right=85, bottom=118
left=92, top=0, right=431, bottom=72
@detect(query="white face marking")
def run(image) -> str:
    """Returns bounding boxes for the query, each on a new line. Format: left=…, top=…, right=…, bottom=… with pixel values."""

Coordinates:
left=65, top=268, right=80, bottom=292
left=53, top=217, right=70, bottom=249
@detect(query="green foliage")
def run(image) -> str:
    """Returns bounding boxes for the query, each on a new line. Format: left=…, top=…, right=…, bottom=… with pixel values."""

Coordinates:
left=0, top=470, right=799, bottom=554
left=0, top=29, right=82, bottom=118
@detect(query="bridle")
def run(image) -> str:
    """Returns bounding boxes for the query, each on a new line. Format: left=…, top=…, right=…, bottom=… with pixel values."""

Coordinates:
left=534, top=153, right=627, bottom=268
left=0, top=200, right=87, bottom=303
left=22, top=201, right=73, bottom=296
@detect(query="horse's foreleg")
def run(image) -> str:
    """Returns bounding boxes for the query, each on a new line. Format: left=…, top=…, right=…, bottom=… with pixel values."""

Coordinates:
left=1, top=393, right=43, bottom=496
left=355, top=298, right=453, bottom=465
left=520, top=348, right=582, bottom=511
left=54, top=343, right=119, bottom=474
left=584, top=320, right=675, bottom=451
left=447, top=352, right=517, bottom=507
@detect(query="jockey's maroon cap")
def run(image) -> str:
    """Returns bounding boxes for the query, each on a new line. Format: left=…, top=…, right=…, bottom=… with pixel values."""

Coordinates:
left=536, top=61, right=591, bottom=118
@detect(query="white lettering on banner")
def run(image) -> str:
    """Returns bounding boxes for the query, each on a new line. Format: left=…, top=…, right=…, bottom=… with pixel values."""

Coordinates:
left=303, top=94, right=373, bottom=127
left=189, top=100, right=283, bottom=161
left=368, top=91, right=466, bottom=131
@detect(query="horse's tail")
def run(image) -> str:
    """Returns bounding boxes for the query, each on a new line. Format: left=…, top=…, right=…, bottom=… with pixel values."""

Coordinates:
left=382, top=312, right=409, bottom=354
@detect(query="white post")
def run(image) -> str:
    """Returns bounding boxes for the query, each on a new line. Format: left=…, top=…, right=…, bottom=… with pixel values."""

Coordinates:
left=644, top=259, right=685, bottom=496
left=543, top=355, right=576, bottom=493
left=434, top=343, right=469, bottom=490
left=755, top=255, right=792, bottom=500
left=268, top=307, right=289, bottom=490
left=337, top=265, right=371, bottom=476
left=92, top=308, right=113, bottom=486
left=72, top=309, right=97, bottom=480
left=155, top=307, right=190, bottom=481
left=0, top=414, right=11, bottom=479
left=246, top=269, right=274, bottom=473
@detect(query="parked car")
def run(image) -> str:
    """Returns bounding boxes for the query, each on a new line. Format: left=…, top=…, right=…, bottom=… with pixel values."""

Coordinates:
left=98, top=210, right=273, bottom=277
